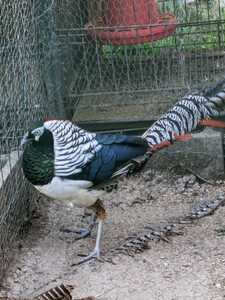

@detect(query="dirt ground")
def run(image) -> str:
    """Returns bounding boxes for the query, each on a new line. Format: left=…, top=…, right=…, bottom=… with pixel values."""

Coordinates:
left=2, top=167, right=225, bottom=300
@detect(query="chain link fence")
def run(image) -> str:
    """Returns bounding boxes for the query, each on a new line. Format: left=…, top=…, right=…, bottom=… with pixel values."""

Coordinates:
left=0, top=0, right=225, bottom=282
left=0, top=0, right=64, bottom=280
left=64, top=0, right=225, bottom=125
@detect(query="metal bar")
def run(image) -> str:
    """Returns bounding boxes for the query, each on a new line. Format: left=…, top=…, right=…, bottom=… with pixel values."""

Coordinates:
left=75, top=113, right=225, bottom=133
left=68, top=86, right=186, bottom=98
left=38, top=0, right=65, bottom=117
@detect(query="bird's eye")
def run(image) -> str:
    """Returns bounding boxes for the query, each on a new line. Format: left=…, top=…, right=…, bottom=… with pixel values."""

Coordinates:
left=33, top=129, right=41, bottom=136
left=31, top=126, right=44, bottom=141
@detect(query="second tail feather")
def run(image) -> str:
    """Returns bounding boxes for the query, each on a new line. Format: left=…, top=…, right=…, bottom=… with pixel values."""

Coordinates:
left=112, top=80, right=225, bottom=179
left=142, top=86, right=225, bottom=151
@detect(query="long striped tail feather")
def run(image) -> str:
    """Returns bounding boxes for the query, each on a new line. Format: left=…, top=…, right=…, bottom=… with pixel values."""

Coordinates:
left=34, top=284, right=74, bottom=300
left=101, top=82, right=225, bottom=188
left=0, top=284, right=95, bottom=300
left=105, top=192, right=225, bottom=258
left=142, top=85, right=225, bottom=150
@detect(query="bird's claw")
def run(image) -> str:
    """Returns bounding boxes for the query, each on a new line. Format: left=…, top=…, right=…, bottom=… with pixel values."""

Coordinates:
left=71, top=248, right=101, bottom=266
left=71, top=219, right=103, bottom=266
left=61, top=215, right=97, bottom=239
left=60, top=226, right=91, bottom=239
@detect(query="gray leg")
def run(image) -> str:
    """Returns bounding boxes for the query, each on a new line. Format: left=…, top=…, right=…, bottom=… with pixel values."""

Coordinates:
left=72, top=219, right=103, bottom=266
left=61, top=214, right=98, bottom=239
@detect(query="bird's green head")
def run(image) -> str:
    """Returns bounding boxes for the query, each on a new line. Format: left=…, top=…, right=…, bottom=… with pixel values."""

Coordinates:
left=21, top=121, right=53, bottom=146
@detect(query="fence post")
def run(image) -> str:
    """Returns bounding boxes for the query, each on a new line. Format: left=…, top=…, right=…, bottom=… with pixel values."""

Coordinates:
left=38, top=0, right=65, bottom=117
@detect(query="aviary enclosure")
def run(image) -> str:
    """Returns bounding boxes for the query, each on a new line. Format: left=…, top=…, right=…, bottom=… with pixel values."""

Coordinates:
left=0, top=0, right=225, bottom=292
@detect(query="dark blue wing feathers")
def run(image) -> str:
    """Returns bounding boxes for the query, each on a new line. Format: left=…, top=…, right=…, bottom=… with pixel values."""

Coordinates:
left=96, top=133, right=148, bottom=146
left=65, top=133, right=148, bottom=184
left=95, top=133, right=148, bottom=163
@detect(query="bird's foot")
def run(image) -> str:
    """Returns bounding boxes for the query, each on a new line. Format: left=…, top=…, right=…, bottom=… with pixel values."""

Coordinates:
left=72, top=247, right=101, bottom=266
left=60, top=226, right=92, bottom=239
left=61, top=214, right=97, bottom=240
left=72, top=219, right=103, bottom=266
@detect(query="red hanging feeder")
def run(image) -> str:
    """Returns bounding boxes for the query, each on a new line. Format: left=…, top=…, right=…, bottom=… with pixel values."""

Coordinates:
left=84, top=0, right=176, bottom=45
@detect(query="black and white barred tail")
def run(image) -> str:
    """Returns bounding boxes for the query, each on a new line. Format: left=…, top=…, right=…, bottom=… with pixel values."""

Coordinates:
left=34, top=283, right=74, bottom=300
left=109, top=87, right=225, bottom=180
left=0, top=284, right=96, bottom=300
left=0, top=284, right=73, bottom=300
left=142, top=88, right=225, bottom=149
left=107, top=192, right=225, bottom=257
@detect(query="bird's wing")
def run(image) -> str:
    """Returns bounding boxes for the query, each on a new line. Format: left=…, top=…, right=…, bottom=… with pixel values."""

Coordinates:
left=63, top=133, right=148, bottom=185
left=44, top=119, right=148, bottom=184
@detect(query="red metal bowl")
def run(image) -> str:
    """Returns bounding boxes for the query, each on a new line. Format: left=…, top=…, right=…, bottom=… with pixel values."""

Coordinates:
left=102, top=0, right=158, bottom=27
left=84, top=13, right=176, bottom=45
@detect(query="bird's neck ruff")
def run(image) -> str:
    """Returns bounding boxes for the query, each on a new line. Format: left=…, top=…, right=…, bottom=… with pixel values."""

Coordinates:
left=43, top=119, right=101, bottom=177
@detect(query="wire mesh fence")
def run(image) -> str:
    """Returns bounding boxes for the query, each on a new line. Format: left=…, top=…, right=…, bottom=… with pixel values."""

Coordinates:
left=0, top=0, right=225, bottom=282
left=0, top=0, right=64, bottom=280
left=61, top=0, right=225, bottom=123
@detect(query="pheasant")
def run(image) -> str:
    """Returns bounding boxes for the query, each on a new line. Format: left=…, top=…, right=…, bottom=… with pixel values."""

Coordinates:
left=21, top=85, right=225, bottom=264
left=21, top=120, right=149, bottom=263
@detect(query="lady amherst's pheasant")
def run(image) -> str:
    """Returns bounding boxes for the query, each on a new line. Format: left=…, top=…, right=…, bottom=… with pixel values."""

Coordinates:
left=21, top=85, right=225, bottom=264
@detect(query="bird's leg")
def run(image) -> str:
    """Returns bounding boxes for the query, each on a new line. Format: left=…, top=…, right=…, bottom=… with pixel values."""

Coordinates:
left=61, top=213, right=98, bottom=239
left=72, top=198, right=106, bottom=265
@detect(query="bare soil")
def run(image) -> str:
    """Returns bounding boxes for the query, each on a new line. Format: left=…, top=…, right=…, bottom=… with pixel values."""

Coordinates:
left=1, top=167, right=225, bottom=300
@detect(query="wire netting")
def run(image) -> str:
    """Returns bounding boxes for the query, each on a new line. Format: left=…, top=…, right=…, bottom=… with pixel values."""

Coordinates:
left=0, top=0, right=225, bottom=281
left=62, top=0, right=225, bottom=123
left=0, top=0, right=64, bottom=280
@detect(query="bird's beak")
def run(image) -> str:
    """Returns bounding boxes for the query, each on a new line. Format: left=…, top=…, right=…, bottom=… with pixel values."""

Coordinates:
left=20, top=132, right=29, bottom=146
